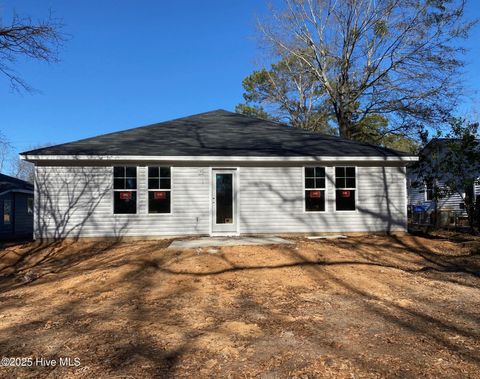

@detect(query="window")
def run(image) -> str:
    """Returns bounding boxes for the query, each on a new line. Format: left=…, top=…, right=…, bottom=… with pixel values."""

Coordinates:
left=335, top=167, right=356, bottom=211
left=425, top=180, right=434, bottom=201
left=3, top=199, right=12, bottom=224
left=148, top=167, right=171, bottom=213
left=305, top=167, right=325, bottom=212
left=27, top=197, right=33, bottom=215
left=113, top=166, right=137, bottom=214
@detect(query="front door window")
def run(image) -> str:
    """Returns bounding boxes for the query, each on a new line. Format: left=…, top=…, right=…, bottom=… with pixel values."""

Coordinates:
left=216, top=173, right=233, bottom=224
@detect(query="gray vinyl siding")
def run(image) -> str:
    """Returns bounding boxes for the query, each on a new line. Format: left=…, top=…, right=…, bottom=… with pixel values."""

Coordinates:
left=408, top=185, right=465, bottom=211
left=407, top=173, right=428, bottom=206
left=407, top=173, right=480, bottom=211
left=34, top=163, right=407, bottom=239
left=437, top=186, right=465, bottom=210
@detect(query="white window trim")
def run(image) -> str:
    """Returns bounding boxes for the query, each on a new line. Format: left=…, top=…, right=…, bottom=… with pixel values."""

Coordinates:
left=146, top=166, right=173, bottom=215
left=208, top=167, right=240, bottom=236
left=334, top=166, right=357, bottom=212
left=112, top=165, right=138, bottom=215
left=303, top=166, right=327, bottom=213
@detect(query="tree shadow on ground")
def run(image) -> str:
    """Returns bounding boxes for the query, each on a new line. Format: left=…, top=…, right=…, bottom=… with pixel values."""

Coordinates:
left=0, top=233, right=479, bottom=377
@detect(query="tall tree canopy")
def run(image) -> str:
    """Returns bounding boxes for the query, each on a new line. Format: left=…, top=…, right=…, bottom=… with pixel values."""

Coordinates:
left=236, top=53, right=334, bottom=134
left=238, top=0, right=473, bottom=150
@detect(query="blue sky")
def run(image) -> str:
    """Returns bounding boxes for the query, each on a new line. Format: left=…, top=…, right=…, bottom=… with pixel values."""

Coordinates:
left=1, top=0, right=479, bottom=158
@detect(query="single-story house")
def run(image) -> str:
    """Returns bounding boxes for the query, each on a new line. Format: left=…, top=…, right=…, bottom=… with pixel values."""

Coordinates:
left=0, top=173, right=34, bottom=239
left=21, top=110, right=417, bottom=240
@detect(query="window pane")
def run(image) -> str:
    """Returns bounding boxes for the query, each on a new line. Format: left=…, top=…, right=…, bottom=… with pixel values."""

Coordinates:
left=148, top=166, right=159, bottom=178
left=335, top=167, right=345, bottom=177
left=160, top=178, right=171, bottom=189
left=305, top=190, right=325, bottom=211
left=336, top=190, right=355, bottom=211
left=216, top=173, right=233, bottom=224
left=160, top=167, right=171, bottom=177
left=305, top=167, right=314, bottom=177
left=305, top=178, right=315, bottom=188
left=148, top=191, right=171, bottom=213
left=346, top=178, right=356, bottom=188
left=113, top=166, right=124, bottom=177
left=125, top=166, right=136, bottom=177
left=148, top=178, right=159, bottom=189
left=114, top=178, right=124, bottom=189
left=315, top=178, right=325, bottom=189
left=315, top=167, right=325, bottom=177
left=3, top=199, right=12, bottom=224
left=335, top=178, right=346, bottom=188
left=114, top=191, right=137, bottom=214
left=27, top=198, right=34, bottom=215
left=126, top=178, right=137, bottom=189
left=346, top=167, right=355, bottom=177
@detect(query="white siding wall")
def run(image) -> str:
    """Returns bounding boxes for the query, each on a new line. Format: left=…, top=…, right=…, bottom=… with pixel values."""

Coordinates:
left=34, top=165, right=211, bottom=239
left=239, top=165, right=406, bottom=234
left=34, top=163, right=407, bottom=239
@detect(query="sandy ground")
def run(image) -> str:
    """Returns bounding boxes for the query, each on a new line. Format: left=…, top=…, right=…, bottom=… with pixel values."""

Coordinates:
left=0, top=232, right=479, bottom=378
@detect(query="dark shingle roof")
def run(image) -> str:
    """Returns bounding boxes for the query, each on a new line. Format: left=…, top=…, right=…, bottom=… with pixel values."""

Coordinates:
left=0, top=173, right=33, bottom=193
left=22, top=110, right=411, bottom=158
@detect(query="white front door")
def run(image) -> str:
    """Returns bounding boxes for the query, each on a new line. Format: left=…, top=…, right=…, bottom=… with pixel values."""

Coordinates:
left=212, top=169, right=238, bottom=234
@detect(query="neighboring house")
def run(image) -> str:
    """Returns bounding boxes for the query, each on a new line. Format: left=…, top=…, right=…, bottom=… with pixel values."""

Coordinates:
left=0, top=173, right=34, bottom=239
left=20, top=110, right=417, bottom=240
left=407, top=138, right=480, bottom=212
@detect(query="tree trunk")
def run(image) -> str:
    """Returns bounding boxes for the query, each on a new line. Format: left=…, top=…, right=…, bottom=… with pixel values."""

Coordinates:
left=465, top=186, right=476, bottom=233
left=335, top=107, right=352, bottom=139
left=475, top=195, right=480, bottom=232
left=433, top=197, right=439, bottom=228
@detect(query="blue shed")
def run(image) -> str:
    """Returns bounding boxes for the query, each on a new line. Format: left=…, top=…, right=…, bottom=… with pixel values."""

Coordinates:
left=0, top=174, right=34, bottom=240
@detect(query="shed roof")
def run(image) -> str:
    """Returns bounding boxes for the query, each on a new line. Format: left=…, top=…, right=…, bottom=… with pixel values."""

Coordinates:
left=0, top=173, right=33, bottom=195
left=22, top=109, right=413, bottom=159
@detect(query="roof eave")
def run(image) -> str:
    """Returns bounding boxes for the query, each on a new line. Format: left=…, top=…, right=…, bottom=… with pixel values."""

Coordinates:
left=0, top=188, right=34, bottom=196
left=20, top=154, right=418, bottom=162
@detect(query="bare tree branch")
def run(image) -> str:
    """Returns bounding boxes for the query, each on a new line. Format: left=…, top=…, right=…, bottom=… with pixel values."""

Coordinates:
left=257, top=0, right=475, bottom=139
left=0, top=11, right=65, bottom=92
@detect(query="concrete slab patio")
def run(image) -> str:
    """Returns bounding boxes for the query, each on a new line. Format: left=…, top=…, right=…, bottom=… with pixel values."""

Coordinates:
left=168, top=236, right=294, bottom=249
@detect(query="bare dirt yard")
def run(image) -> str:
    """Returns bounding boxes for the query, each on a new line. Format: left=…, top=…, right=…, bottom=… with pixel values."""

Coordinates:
left=0, top=232, right=479, bottom=378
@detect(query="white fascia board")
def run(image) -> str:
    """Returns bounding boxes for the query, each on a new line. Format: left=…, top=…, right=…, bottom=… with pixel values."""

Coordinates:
left=20, top=154, right=419, bottom=162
